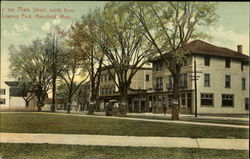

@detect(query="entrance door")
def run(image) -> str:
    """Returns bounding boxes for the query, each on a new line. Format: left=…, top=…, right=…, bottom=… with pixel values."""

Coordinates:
left=187, top=93, right=192, bottom=113
left=141, top=101, right=146, bottom=112
left=134, top=101, right=139, bottom=112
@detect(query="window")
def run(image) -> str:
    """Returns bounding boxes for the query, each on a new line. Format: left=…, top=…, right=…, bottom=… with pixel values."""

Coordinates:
left=241, top=61, right=244, bottom=71
left=204, top=73, right=210, bottom=87
left=109, top=73, right=113, bottom=81
left=183, top=58, right=188, bottom=66
left=245, top=98, right=249, bottom=110
left=104, top=74, right=107, bottom=82
left=225, top=58, right=231, bottom=68
left=101, top=88, right=104, bottom=95
left=180, top=73, right=187, bottom=88
left=242, top=78, right=246, bottom=90
left=155, top=61, right=163, bottom=71
left=155, top=76, right=163, bottom=90
left=200, top=93, right=213, bottom=106
left=0, top=98, right=5, bottom=104
left=146, top=74, right=150, bottom=81
left=0, top=89, right=5, bottom=95
left=222, top=94, right=234, bottom=107
left=168, top=95, right=173, bottom=107
left=101, top=74, right=104, bottom=82
left=225, top=75, right=231, bottom=88
left=109, top=87, right=113, bottom=94
left=181, top=94, right=186, bottom=106
left=204, top=56, right=210, bottom=66
left=168, top=75, right=173, bottom=90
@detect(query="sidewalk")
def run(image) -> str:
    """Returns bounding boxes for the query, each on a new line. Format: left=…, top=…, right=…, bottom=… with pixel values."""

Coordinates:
left=0, top=133, right=248, bottom=150
left=42, top=112, right=249, bottom=129
left=128, top=112, right=249, bottom=121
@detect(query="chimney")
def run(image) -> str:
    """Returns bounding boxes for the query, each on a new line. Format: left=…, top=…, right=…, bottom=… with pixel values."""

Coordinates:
left=237, top=45, right=242, bottom=53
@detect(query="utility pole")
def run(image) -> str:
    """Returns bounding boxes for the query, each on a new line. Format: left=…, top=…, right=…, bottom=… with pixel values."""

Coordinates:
left=194, top=58, right=197, bottom=117
left=189, top=56, right=201, bottom=118
left=51, top=34, right=58, bottom=112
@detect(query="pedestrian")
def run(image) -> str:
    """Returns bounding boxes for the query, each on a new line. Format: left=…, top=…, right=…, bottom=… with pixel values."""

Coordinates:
left=163, top=104, right=167, bottom=116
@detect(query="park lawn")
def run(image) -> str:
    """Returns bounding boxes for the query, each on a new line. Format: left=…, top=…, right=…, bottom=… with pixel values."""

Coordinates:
left=0, top=112, right=248, bottom=138
left=0, top=143, right=249, bottom=159
left=127, top=115, right=249, bottom=125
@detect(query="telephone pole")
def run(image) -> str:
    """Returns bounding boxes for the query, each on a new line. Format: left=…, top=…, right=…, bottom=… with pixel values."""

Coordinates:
left=189, top=56, right=201, bottom=118
left=194, top=58, right=197, bottom=117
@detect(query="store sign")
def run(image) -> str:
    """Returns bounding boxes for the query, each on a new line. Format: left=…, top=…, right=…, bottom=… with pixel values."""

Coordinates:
left=171, top=100, right=179, bottom=105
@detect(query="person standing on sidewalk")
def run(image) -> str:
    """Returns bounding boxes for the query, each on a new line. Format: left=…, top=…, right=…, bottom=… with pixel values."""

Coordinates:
left=162, top=104, right=167, bottom=116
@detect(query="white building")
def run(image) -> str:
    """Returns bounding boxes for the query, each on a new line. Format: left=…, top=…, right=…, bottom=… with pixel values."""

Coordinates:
left=0, top=81, right=37, bottom=111
left=150, top=40, right=249, bottom=115
left=0, top=81, right=10, bottom=109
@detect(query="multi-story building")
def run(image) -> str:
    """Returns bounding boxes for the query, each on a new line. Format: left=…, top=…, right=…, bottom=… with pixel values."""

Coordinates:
left=98, top=40, right=249, bottom=115
left=150, top=40, right=249, bottom=115
left=98, top=65, right=153, bottom=112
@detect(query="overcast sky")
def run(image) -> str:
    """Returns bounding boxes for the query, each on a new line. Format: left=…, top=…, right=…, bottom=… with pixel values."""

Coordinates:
left=1, top=1, right=249, bottom=82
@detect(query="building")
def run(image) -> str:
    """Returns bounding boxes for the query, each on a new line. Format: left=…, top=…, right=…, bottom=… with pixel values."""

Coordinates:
left=0, top=81, right=10, bottom=109
left=0, top=81, right=37, bottom=111
left=98, top=65, right=153, bottom=112
left=150, top=40, right=249, bottom=115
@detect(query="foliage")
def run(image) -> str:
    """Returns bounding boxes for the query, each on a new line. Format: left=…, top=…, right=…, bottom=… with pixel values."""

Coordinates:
left=9, top=38, right=54, bottom=110
left=78, top=3, right=156, bottom=116
left=129, top=2, right=218, bottom=120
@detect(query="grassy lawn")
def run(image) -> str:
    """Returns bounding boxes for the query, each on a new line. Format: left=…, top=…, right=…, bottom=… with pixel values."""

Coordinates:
left=0, top=112, right=248, bottom=138
left=127, top=115, right=249, bottom=125
left=0, top=143, right=249, bottom=159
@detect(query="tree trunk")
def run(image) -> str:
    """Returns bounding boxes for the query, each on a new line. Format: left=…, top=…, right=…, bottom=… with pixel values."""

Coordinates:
left=87, top=96, right=95, bottom=115
left=51, top=75, right=56, bottom=112
left=172, top=71, right=181, bottom=120
left=67, top=97, right=72, bottom=114
left=119, top=85, right=128, bottom=116
left=87, top=81, right=97, bottom=115
left=25, top=100, right=29, bottom=107
left=37, top=100, right=42, bottom=112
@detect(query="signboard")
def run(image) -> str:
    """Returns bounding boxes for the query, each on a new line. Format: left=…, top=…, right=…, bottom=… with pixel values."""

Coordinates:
left=171, top=99, right=179, bottom=105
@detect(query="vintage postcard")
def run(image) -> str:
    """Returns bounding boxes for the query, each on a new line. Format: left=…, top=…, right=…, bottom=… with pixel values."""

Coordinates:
left=0, top=1, right=249, bottom=159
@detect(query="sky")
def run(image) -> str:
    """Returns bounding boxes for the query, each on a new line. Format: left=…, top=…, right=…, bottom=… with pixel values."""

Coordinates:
left=1, top=1, right=249, bottom=82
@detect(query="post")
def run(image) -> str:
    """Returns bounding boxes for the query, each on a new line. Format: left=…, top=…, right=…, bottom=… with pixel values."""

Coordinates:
left=194, top=57, right=198, bottom=117
left=51, top=34, right=57, bottom=112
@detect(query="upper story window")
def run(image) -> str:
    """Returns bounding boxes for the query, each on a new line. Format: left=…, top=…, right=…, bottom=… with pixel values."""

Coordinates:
left=179, top=73, right=187, bottom=89
left=225, top=75, right=231, bottom=88
left=204, top=56, right=210, bottom=66
left=155, top=76, right=163, bottom=90
left=155, top=61, right=163, bottom=71
left=241, top=61, right=244, bottom=71
left=168, top=75, right=173, bottom=90
left=204, top=73, right=210, bottom=87
left=225, top=58, right=231, bottom=68
left=222, top=94, right=234, bottom=107
left=183, top=58, right=188, bottom=66
left=0, top=89, right=6, bottom=95
left=108, top=72, right=114, bottom=81
left=0, top=98, right=5, bottom=104
left=242, top=78, right=246, bottom=90
left=146, top=74, right=150, bottom=81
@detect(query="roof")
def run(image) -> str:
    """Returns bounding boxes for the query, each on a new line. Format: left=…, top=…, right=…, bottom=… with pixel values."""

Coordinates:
left=101, top=65, right=152, bottom=71
left=9, top=87, right=26, bottom=97
left=184, top=40, right=249, bottom=59
left=151, top=40, right=249, bottom=62
left=5, top=81, right=19, bottom=87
